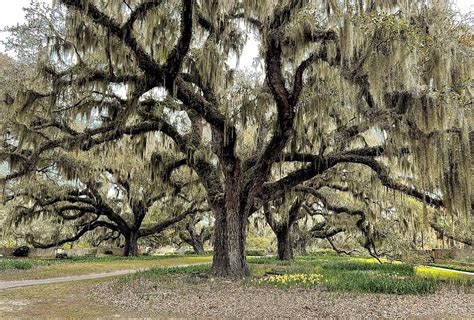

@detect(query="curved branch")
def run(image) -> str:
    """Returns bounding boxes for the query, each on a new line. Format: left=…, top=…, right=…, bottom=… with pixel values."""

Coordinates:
left=139, top=207, right=207, bottom=237
left=30, top=220, right=118, bottom=249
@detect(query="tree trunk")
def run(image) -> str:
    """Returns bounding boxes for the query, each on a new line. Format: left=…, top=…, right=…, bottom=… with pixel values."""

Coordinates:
left=276, top=227, right=293, bottom=260
left=292, top=224, right=307, bottom=256
left=210, top=167, right=249, bottom=277
left=191, top=239, right=205, bottom=255
left=124, top=232, right=139, bottom=257
left=210, top=205, right=249, bottom=276
left=293, top=238, right=307, bottom=256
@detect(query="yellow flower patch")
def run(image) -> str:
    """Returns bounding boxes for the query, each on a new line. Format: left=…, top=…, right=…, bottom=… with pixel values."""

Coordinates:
left=253, top=273, right=323, bottom=289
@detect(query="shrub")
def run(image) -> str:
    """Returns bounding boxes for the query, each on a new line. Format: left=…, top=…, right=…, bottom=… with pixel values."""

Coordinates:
left=12, top=246, right=30, bottom=257
left=55, top=252, right=68, bottom=259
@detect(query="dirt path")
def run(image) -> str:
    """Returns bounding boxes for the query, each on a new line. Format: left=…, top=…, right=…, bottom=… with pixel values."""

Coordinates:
left=0, top=263, right=207, bottom=290
left=425, top=265, right=474, bottom=275
left=0, top=268, right=147, bottom=290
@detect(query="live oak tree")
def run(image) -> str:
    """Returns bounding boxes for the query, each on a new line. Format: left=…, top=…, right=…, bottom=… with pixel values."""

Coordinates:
left=4, top=152, right=207, bottom=256
left=264, top=196, right=304, bottom=260
left=1, top=1, right=472, bottom=276
left=176, top=214, right=213, bottom=254
left=297, top=170, right=472, bottom=261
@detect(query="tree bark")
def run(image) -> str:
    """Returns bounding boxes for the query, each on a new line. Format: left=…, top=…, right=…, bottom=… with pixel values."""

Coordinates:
left=124, top=232, right=139, bottom=257
left=211, top=206, right=230, bottom=274
left=276, top=227, right=293, bottom=260
left=210, top=204, right=249, bottom=276
left=181, top=232, right=206, bottom=254
left=192, top=241, right=205, bottom=255
left=293, top=239, right=307, bottom=256
left=292, top=224, right=308, bottom=256
left=210, top=166, right=250, bottom=277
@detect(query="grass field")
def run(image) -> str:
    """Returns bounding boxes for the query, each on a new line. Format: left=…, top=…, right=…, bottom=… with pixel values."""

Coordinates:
left=121, top=254, right=473, bottom=295
left=0, top=255, right=212, bottom=281
left=0, top=253, right=472, bottom=318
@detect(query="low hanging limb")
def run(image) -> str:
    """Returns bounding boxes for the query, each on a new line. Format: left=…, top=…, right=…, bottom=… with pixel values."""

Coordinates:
left=27, top=220, right=119, bottom=249
left=299, top=186, right=385, bottom=262
left=326, top=236, right=355, bottom=256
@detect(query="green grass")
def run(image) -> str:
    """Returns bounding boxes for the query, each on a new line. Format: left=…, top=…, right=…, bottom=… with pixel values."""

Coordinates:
left=0, top=255, right=212, bottom=281
left=322, top=261, right=415, bottom=276
left=453, top=258, right=474, bottom=264
left=131, top=264, right=210, bottom=279
left=248, top=258, right=435, bottom=294
left=0, top=259, right=34, bottom=271
left=0, top=254, right=212, bottom=273
left=0, top=258, right=62, bottom=271
left=246, top=254, right=473, bottom=295
left=324, top=271, right=437, bottom=294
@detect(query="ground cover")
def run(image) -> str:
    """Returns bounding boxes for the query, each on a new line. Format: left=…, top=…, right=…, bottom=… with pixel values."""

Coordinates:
left=1, top=253, right=472, bottom=318
left=91, top=254, right=473, bottom=318
left=0, top=278, right=132, bottom=318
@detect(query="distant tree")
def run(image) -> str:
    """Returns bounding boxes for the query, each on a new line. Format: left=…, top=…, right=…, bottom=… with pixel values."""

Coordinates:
left=264, top=197, right=304, bottom=260
left=176, top=214, right=213, bottom=255
left=4, top=153, right=208, bottom=256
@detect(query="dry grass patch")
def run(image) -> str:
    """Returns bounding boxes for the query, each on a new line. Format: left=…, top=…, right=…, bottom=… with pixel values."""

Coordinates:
left=0, top=278, right=132, bottom=318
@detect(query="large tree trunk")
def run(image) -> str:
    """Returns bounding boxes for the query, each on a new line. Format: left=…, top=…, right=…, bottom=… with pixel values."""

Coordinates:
left=211, top=207, right=230, bottom=274
left=211, top=207, right=248, bottom=277
left=210, top=166, right=249, bottom=277
left=276, top=227, right=293, bottom=260
left=124, top=232, right=139, bottom=257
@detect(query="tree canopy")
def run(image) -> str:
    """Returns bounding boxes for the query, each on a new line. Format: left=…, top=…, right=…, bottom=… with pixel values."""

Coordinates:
left=0, top=0, right=472, bottom=276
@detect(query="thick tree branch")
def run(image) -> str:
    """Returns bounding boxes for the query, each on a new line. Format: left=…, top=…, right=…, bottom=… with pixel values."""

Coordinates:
left=29, top=220, right=118, bottom=249
left=139, top=207, right=206, bottom=237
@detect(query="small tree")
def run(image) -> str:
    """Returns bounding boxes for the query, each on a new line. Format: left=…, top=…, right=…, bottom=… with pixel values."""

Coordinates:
left=264, top=197, right=304, bottom=260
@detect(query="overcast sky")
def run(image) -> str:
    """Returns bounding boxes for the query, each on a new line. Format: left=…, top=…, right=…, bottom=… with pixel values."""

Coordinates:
left=0, top=0, right=472, bottom=68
